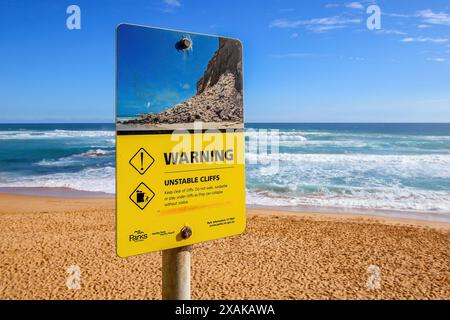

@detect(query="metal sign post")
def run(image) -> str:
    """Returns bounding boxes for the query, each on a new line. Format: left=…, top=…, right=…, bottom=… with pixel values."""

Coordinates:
left=162, top=245, right=191, bottom=300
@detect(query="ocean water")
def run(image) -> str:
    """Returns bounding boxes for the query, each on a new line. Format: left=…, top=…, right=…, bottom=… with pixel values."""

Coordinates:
left=0, top=124, right=116, bottom=194
left=0, top=123, right=449, bottom=220
left=246, top=123, right=450, bottom=220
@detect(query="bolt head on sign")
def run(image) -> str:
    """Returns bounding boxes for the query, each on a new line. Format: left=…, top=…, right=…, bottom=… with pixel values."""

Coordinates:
left=116, top=24, right=246, bottom=257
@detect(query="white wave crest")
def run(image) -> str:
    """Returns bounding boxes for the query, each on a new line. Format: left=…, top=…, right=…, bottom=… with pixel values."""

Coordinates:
left=247, top=187, right=450, bottom=218
left=0, top=130, right=115, bottom=140
left=37, top=149, right=113, bottom=167
left=80, top=149, right=112, bottom=157
left=246, top=153, right=450, bottom=179
left=0, top=167, right=115, bottom=194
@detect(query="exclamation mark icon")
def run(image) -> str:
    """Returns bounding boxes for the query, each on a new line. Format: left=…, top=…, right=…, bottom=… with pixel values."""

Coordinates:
left=130, top=148, right=154, bottom=175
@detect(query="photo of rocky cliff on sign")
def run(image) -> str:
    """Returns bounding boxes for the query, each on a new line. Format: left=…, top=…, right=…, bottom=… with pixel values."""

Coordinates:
left=116, top=25, right=243, bottom=131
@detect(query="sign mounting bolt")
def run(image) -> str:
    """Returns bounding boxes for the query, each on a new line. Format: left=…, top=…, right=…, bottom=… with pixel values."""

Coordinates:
left=181, top=226, right=192, bottom=240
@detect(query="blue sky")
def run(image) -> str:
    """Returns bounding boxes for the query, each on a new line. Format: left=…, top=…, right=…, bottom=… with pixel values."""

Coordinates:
left=0, top=0, right=449, bottom=122
left=117, top=24, right=218, bottom=117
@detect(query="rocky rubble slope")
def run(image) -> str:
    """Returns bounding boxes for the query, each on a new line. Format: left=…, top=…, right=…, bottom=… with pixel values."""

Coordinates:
left=129, top=73, right=242, bottom=124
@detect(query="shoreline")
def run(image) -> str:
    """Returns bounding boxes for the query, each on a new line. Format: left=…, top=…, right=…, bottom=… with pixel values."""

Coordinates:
left=116, top=121, right=244, bottom=131
left=0, top=187, right=114, bottom=199
left=249, top=207, right=450, bottom=231
left=249, top=204, right=450, bottom=224
left=0, top=192, right=449, bottom=230
left=0, top=187, right=449, bottom=225
left=0, top=187, right=450, bottom=223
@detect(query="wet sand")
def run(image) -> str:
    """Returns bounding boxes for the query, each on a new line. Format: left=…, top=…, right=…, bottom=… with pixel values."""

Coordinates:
left=0, top=194, right=448, bottom=300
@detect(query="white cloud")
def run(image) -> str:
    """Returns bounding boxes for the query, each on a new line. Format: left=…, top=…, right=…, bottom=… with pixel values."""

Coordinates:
left=269, top=19, right=303, bottom=28
left=376, top=29, right=407, bottom=35
left=326, top=2, right=364, bottom=10
left=384, top=9, right=450, bottom=25
left=164, top=0, right=181, bottom=7
left=306, top=17, right=361, bottom=32
left=291, top=33, right=299, bottom=38
left=401, top=37, right=449, bottom=44
left=314, top=25, right=346, bottom=32
left=427, top=57, right=447, bottom=63
left=270, top=16, right=361, bottom=32
left=346, top=2, right=364, bottom=10
left=417, top=24, right=431, bottom=29
left=417, top=9, right=450, bottom=26
left=383, top=12, right=411, bottom=18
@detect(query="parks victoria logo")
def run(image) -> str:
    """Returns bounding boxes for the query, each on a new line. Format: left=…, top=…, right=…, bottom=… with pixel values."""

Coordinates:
left=129, top=230, right=148, bottom=243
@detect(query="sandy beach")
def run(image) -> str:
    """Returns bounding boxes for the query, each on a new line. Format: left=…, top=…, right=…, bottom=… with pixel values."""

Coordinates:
left=0, top=193, right=448, bottom=300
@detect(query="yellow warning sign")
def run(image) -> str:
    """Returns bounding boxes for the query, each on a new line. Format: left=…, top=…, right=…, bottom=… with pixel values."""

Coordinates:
left=116, top=25, right=245, bottom=257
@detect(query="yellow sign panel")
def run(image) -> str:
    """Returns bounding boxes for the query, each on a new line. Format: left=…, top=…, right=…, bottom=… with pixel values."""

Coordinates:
left=116, top=131, right=245, bottom=257
left=116, top=24, right=245, bottom=257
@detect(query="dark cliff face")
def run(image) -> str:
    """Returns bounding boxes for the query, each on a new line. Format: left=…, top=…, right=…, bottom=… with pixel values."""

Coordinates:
left=197, top=38, right=243, bottom=95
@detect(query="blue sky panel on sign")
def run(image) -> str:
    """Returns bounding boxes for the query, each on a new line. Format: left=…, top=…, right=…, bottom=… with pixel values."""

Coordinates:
left=117, top=25, right=218, bottom=119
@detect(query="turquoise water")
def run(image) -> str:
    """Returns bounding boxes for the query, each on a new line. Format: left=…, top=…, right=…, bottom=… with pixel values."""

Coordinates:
left=0, top=124, right=115, bottom=193
left=246, top=123, right=450, bottom=218
left=0, top=123, right=449, bottom=219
